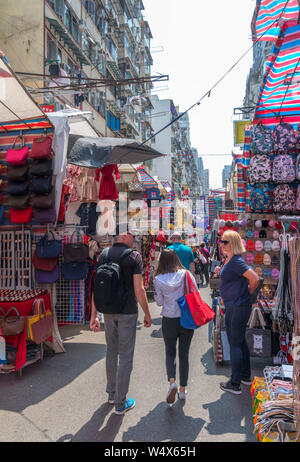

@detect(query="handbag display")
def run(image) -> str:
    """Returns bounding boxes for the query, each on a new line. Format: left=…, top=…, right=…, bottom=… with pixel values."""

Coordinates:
left=32, top=188, right=55, bottom=209
left=33, top=251, right=58, bottom=271
left=35, top=266, right=59, bottom=284
left=9, top=206, right=33, bottom=224
left=245, top=306, right=272, bottom=358
left=31, top=173, right=52, bottom=194
left=6, top=134, right=29, bottom=166
left=6, top=164, right=29, bottom=182
left=33, top=206, right=57, bottom=224
left=63, top=231, right=89, bottom=263
left=7, top=193, right=30, bottom=209
left=7, top=179, right=29, bottom=196
left=177, top=271, right=215, bottom=329
left=0, top=307, right=25, bottom=336
left=29, top=135, right=53, bottom=160
left=128, top=174, right=143, bottom=192
left=29, top=159, right=52, bottom=176
left=36, top=231, right=62, bottom=258
left=62, top=261, right=88, bottom=280
left=27, top=298, right=53, bottom=344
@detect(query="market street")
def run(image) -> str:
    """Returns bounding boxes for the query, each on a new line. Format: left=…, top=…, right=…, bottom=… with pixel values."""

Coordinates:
left=0, top=287, right=269, bottom=443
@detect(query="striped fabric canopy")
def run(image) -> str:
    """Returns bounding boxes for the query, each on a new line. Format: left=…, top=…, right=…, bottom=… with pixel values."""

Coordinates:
left=252, top=0, right=300, bottom=41
left=160, top=180, right=176, bottom=202
left=255, top=24, right=300, bottom=129
left=136, top=166, right=158, bottom=189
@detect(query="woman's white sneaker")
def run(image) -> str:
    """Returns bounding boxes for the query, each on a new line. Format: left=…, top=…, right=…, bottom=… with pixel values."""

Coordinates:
left=166, top=382, right=177, bottom=404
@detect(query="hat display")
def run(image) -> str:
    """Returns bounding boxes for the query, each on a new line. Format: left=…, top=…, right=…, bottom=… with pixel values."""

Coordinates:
left=269, top=219, right=276, bottom=227
left=271, top=255, right=280, bottom=266
left=255, top=267, right=263, bottom=277
left=240, top=219, right=247, bottom=227
left=255, top=220, right=262, bottom=228
left=246, top=230, right=254, bottom=238
left=254, top=230, right=259, bottom=239
left=245, top=253, right=254, bottom=264
left=273, top=230, right=279, bottom=239
left=263, top=268, right=272, bottom=279
left=233, top=220, right=240, bottom=228
left=246, top=240, right=255, bottom=251
left=275, top=222, right=283, bottom=230
left=262, top=220, right=269, bottom=228
left=255, top=240, right=264, bottom=252
left=219, top=219, right=225, bottom=228
left=259, top=230, right=267, bottom=238
left=271, top=268, right=280, bottom=280
left=264, top=240, right=272, bottom=251
left=263, top=254, right=271, bottom=265
left=247, top=219, right=254, bottom=227
left=226, top=220, right=233, bottom=227
left=254, top=253, right=263, bottom=264
left=272, top=240, right=281, bottom=252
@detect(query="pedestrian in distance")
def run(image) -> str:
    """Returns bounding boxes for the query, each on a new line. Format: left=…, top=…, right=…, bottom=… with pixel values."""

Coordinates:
left=168, top=232, right=195, bottom=274
left=192, top=245, right=204, bottom=288
left=214, top=230, right=259, bottom=395
left=90, top=225, right=152, bottom=415
left=154, top=249, right=198, bottom=404
left=199, top=242, right=211, bottom=287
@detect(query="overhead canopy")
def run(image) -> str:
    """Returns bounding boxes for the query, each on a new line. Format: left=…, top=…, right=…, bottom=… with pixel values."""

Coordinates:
left=67, top=135, right=164, bottom=168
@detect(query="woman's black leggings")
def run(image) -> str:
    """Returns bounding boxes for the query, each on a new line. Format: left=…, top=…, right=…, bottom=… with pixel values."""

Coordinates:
left=162, top=317, right=194, bottom=387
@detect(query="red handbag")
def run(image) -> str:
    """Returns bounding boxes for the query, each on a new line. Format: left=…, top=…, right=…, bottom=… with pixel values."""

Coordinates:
left=9, top=206, right=33, bottom=223
left=6, top=134, right=29, bottom=165
left=32, top=251, right=58, bottom=271
left=30, top=135, right=53, bottom=159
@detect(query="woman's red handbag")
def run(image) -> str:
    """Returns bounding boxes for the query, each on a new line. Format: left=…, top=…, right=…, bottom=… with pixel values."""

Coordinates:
left=32, top=251, right=58, bottom=271
left=29, top=135, right=53, bottom=160
left=6, top=134, right=29, bottom=165
left=9, top=206, right=33, bottom=223
left=177, top=271, right=215, bottom=329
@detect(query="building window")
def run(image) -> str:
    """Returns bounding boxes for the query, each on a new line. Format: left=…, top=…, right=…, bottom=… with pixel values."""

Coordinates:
left=107, top=111, right=120, bottom=131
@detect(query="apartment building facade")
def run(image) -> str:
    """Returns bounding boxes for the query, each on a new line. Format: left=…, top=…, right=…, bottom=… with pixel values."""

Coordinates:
left=0, top=0, right=154, bottom=140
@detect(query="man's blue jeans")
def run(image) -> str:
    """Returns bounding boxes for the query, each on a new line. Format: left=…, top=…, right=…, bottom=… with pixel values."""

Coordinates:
left=225, top=304, right=252, bottom=385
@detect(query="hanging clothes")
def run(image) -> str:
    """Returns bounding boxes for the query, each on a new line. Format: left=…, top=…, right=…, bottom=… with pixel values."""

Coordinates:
left=95, top=164, right=120, bottom=200
left=79, top=167, right=98, bottom=202
left=96, top=200, right=116, bottom=236
left=63, top=165, right=81, bottom=203
left=75, top=202, right=99, bottom=235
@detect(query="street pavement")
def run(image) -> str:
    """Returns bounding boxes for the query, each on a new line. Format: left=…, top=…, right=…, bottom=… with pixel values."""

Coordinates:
left=0, top=286, right=270, bottom=443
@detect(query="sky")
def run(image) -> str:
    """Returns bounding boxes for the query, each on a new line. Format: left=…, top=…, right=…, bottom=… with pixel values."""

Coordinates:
left=142, top=0, right=256, bottom=189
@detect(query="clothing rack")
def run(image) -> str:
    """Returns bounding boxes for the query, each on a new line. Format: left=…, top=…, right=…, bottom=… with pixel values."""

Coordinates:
left=279, top=216, right=300, bottom=222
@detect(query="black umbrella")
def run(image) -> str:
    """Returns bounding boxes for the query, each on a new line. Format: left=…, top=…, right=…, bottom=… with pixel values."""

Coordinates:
left=67, top=134, right=164, bottom=168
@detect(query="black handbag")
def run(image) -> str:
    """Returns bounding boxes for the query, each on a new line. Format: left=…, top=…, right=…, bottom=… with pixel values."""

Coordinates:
left=32, top=188, right=55, bottom=209
left=6, top=164, right=29, bottom=182
left=7, top=193, right=31, bottom=209
left=62, top=262, right=88, bottom=280
left=31, top=173, right=52, bottom=194
left=7, top=179, right=29, bottom=196
left=29, top=159, right=52, bottom=176
left=63, top=231, right=89, bottom=263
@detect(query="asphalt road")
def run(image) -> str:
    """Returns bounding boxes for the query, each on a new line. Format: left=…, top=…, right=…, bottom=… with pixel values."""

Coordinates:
left=0, top=287, right=271, bottom=443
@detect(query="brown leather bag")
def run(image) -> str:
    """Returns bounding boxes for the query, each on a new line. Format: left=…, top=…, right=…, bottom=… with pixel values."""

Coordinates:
left=28, top=299, right=53, bottom=344
left=7, top=193, right=31, bottom=209
left=6, top=164, right=29, bottom=182
left=0, top=307, right=25, bottom=336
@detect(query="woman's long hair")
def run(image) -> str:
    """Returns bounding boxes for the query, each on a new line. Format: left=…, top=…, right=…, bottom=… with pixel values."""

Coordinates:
left=156, top=249, right=184, bottom=276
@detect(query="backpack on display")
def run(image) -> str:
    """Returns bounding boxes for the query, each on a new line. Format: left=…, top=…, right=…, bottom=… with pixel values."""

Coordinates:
left=249, top=155, right=272, bottom=184
left=272, top=154, right=295, bottom=183
left=273, top=122, right=297, bottom=152
left=295, top=185, right=300, bottom=212
left=250, top=184, right=273, bottom=212
left=296, top=153, right=300, bottom=180
left=93, top=247, right=133, bottom=314
left=273, top=184, right=295, bottom=212
left=250, top=123, right=273, bottom=154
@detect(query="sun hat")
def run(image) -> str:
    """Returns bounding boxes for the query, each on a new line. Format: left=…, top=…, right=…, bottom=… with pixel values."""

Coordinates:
left=254, top=253, right=263, bottom=264
left=246, top=229, right=254, bottom=238
left=263, top=254, right=271, bottom=265
left=255, top=220, right=262, bottom=228
left=272, top=240, right=281, bottom=252
left=271, top=268, right=280, bottom=280
left=246, top=240, right=255, bottom=251
left=255, top=240, right=264, bottom=251
left=263, top=268, right=272, bottom=279
left=245, top=253, right=255, bottom=264
left=264, top=240, right=272, bottom=251
left=259, top=230, right=267, bottom=238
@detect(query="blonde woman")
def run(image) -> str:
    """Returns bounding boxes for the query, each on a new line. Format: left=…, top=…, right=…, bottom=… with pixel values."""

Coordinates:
left=215, top=230, right=259, bottom=395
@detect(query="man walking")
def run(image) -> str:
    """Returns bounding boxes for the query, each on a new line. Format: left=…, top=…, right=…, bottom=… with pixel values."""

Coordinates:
left=168, top=232, right=195, bottom=274
left=199, top=242, right=211, bottom=286
left=90, top=226, right=152, bottom=415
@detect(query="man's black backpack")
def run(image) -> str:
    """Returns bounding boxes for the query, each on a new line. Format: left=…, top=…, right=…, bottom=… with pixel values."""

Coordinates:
left=93, top=247, right=134, bottom=314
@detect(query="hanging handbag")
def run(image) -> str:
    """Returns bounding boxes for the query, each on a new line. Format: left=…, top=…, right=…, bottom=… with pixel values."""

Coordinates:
left=7, top=193, right=30, bottom=209
left=62, top=261, right=88, bottom=280
left=0, top=205, right=4, bottom=224
left=0, top=307, right=25, bottom=336
left=36, top=231, right=62, bottom=258
left=6, top=134, right=29, bottom=166
left=7, top=179, right=29, bottom=196
left=29, top=159, right=52, bottom=176
left=33, top=251, right=58, bottom=271
left=27, top=298, right=53, bottom=344
left=31, top=173, right=52, bottom=194
left=9, top=206, right=33, bottom=223
left=63, top=230, right=89, bottom=263
left=32, top=188, right=55, bottom=209
left=29, top=134, right=53, bottom=160
left=35, top=266, right=59, bottom=284
left=6, top=164, right=29, bottom=182
left=177, top=271, right=215, bottom=329
left=128, top=174, right=143, bottom=192
left=33, top=206, right=57, bottom=224
left=245, top=306, right=272, bottom=358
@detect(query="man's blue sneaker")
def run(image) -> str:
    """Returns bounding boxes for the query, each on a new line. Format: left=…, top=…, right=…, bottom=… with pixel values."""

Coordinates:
left=114, top=398, right=135, bottom=415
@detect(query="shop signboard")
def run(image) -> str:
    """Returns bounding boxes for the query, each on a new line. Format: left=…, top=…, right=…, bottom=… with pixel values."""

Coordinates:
left=233, top=120, right=251, bottom=146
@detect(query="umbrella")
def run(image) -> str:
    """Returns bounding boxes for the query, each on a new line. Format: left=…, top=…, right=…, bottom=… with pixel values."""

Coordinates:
left=67, top=134, right=164, bottom=168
